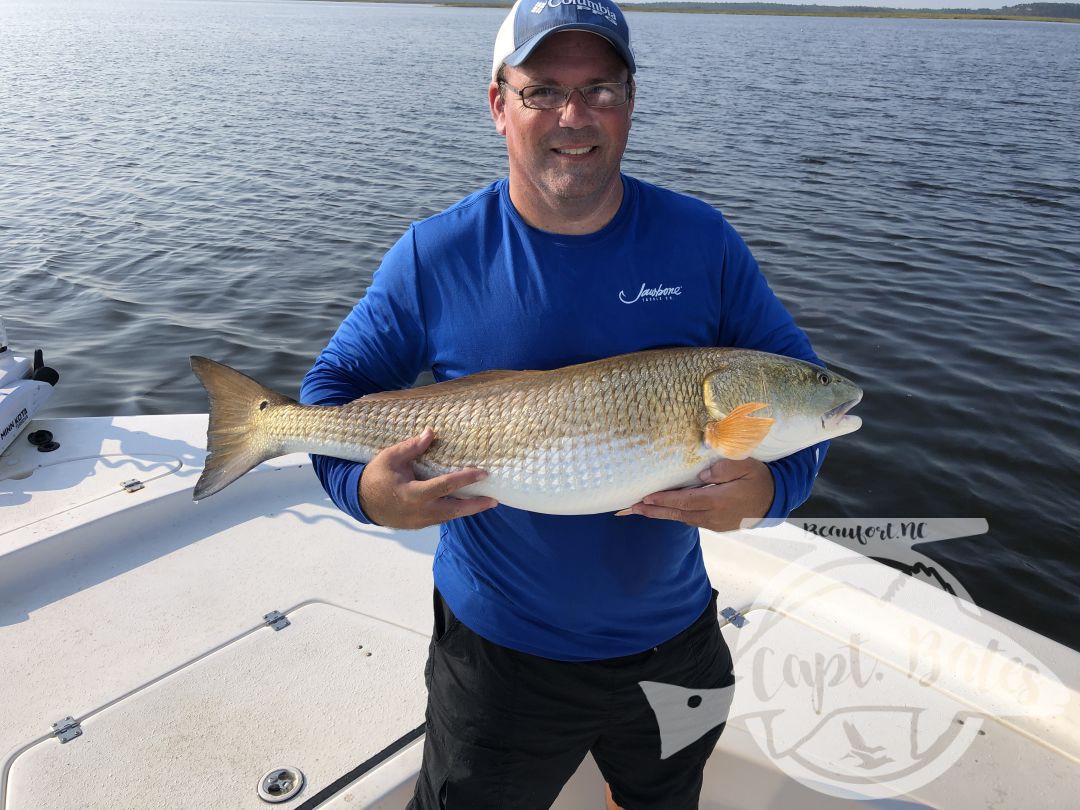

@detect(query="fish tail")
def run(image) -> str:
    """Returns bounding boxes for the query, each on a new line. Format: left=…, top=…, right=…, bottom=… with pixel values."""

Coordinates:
left=189, top=356, right=296, bottom=500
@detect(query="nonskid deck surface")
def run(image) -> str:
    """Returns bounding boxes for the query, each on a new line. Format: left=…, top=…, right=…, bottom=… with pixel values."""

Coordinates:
left=1, top=416, right=438, bottom=809
left=1, top=416, right=1078, bottom=808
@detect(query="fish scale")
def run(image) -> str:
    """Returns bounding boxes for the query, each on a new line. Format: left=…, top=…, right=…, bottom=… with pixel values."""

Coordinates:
left=190, top=347, right=863, bottom=513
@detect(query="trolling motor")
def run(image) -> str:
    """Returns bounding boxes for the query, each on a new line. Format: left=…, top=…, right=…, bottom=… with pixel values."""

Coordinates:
left=0, top=317, right=61, bottom=456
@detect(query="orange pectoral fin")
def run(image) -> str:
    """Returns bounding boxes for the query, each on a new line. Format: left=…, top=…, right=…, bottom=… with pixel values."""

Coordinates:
left=704, top=402, right=775, bottom=459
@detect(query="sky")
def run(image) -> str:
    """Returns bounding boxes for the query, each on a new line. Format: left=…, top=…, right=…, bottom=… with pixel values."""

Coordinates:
left=621, top=0, right=1056, bottom=10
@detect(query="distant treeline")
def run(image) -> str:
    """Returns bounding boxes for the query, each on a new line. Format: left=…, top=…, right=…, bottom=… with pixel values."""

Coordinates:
left=430, top=1, right=1080, bottom=20
left=341, top=1, right=1080, bottom=21
left=1003, top=1, right=1080, bottom=14
left=623, top=3, right=1080, bottom=18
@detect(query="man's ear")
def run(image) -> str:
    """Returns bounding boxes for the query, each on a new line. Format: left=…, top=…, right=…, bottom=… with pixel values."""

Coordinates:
left=490, top=81, right=507, bottom=136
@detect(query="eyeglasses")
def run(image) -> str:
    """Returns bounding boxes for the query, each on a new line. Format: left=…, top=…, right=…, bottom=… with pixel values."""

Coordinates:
left=498, top=80, right=632, bottom=110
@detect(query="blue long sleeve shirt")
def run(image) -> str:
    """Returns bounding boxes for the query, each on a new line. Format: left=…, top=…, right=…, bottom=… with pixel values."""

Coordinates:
left=301, top=175, right=827, bottom=661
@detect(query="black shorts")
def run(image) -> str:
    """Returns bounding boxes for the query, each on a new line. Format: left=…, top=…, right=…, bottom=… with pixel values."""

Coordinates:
left=407, top=588, right=735, bottom=810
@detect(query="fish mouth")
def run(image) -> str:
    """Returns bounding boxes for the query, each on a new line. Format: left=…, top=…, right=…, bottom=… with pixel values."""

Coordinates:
left=822, top=393, right=863, bottom=433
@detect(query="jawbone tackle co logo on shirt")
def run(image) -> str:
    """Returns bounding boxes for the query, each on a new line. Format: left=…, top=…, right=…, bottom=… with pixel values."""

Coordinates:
left=619, top=283, right=684, bottom=304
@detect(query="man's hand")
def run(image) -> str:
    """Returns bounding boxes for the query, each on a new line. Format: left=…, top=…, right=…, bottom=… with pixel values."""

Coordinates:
left=359, top=428, right=498, bottom=529
left=616, top=458, right=775, bottom=532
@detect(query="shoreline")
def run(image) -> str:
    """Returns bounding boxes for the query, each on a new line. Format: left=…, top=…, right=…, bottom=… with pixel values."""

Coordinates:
left=326, top=0, right=1080, bottom=24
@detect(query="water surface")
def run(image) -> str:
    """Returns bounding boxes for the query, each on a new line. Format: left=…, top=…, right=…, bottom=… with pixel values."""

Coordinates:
left=2, top=1, right=1078, bottom=649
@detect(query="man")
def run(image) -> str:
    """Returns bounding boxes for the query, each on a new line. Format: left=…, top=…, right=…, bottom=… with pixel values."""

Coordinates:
left=300, top=1, right=827, bottom=807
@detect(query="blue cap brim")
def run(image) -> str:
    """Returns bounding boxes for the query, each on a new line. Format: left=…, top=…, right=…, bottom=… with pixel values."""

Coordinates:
left=503, top=24, right=637, bottom=74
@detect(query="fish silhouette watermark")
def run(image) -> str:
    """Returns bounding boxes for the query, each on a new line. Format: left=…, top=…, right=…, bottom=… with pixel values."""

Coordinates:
left=638, top=681, right=735, bottom=760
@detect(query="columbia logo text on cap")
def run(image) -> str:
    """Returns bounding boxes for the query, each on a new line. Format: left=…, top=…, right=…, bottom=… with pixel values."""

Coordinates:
left=492, top=0, right=636, bottom=81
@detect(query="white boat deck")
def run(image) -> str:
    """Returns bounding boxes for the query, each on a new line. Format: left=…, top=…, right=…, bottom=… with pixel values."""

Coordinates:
left=2, top=415, right=1078, bottom=809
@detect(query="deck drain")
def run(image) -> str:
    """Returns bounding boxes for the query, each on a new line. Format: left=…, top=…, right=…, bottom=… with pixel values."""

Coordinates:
left=257, top=766, right=305, bottom=803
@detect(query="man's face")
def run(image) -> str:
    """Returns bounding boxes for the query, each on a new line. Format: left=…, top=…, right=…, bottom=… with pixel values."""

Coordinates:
left=490, top=30, right=634, bottom=212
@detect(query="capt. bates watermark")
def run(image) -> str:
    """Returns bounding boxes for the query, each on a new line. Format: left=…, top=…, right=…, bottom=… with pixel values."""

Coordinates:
left=638, top=518, right=1069, bottom=800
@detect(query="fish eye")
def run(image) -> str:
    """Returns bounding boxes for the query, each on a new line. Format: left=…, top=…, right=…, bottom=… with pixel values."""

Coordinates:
left=817, top=372, right=830, bottom=385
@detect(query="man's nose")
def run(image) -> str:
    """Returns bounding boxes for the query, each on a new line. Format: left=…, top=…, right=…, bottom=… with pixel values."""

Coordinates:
left=558, top=89, right=593, bottom=127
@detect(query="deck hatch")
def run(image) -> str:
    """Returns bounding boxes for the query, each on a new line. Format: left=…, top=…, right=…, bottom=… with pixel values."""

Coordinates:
left=6, top=603, right=428, bottom=810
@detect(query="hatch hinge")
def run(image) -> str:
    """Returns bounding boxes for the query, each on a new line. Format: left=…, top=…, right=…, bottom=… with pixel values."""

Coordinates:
left=720, top=607, right=749, bottom=628
left=264, top=610, right=290, bottom=631
left=121, top=479, right=144, bottom=493
left=52, top=716, right=82, bottom=743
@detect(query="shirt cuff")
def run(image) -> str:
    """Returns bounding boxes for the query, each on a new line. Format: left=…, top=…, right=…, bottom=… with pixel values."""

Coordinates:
left=764, top=461, right=789, bottom=521
left=309, top=454, right=376, bottom=525
left=342, top=463, right=376, bottom=525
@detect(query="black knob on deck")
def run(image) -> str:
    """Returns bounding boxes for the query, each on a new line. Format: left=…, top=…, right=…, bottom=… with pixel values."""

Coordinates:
left=27, top=430, right=54, bottom=446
